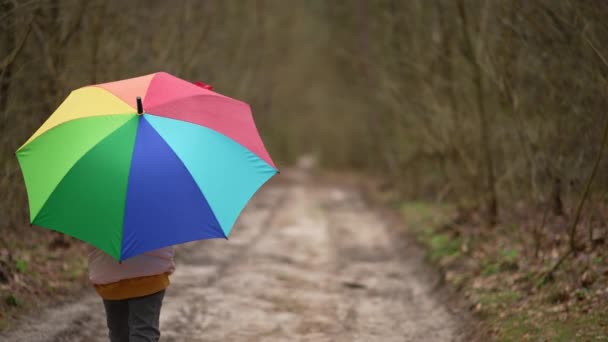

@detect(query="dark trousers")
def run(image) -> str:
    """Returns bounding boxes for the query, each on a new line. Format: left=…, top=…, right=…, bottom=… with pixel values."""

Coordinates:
left=102, top=290, right=165, bottom=342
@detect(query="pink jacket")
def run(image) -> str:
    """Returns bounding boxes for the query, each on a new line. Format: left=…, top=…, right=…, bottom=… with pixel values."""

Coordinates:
left=88, top=247, right=175, bottom=285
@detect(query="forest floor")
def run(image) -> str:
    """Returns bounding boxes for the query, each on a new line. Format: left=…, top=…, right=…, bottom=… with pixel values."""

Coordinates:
left=0, top=168, right=468, bottom=342
left=365, top=181, right=608, bottom=341
left=2, top=166, right=607, bottom=341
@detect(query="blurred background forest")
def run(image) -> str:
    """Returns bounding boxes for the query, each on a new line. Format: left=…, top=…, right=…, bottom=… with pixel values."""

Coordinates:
left=2, top=0, right=608, bottom=339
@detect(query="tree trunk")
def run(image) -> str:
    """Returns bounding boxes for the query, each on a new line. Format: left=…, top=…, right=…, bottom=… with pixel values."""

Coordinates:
left=457, top=0, right=498, bottom=226
left=0, top=0, right=15, bottom=118
left=551, top=176, right=565, bottom=216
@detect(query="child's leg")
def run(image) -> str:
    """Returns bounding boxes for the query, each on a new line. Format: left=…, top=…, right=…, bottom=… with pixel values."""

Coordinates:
left=103, top=298, right=130, bottom=342
left=127, top=290, right=165, bottom=342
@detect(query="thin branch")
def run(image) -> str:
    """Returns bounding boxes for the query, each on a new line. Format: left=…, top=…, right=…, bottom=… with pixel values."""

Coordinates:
left=0, top=15, right=34, bottom=72
left=59, top=1, right=89, bottom=47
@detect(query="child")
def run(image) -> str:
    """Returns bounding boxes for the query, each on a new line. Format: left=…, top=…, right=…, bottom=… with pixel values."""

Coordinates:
left=88, top=247, right=175, bottom=342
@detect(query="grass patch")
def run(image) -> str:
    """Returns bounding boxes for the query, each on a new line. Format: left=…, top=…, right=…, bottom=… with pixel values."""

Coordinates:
left=400, top=202, right=453, bottom=230
left=4, top=294, right=20, bottom=307
left=401, top=202, right=461, bottom=264
left=498, top=311, right=608, bottom=342
left=0, top=230, right=89, bottom=332
left=394, top=200, right=608, bottom=341
left=481, top=249, right=520, bottom=276
left=428, top=234, right=462, bottom=263
left=476, top=289, right=521, bottom=307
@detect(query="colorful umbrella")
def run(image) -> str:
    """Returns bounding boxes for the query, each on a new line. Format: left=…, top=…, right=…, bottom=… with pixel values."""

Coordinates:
left=16, top=72, right=278, bottom=261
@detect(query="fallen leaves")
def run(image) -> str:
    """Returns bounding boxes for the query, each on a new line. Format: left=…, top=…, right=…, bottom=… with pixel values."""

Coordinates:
left=0, top=228, right=89, bottom=331
left=396, top=200, right=608, bottom=340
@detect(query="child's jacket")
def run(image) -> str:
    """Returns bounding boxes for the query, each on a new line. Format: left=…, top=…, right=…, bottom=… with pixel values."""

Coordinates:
left=88, top=247, right=175, bottom=300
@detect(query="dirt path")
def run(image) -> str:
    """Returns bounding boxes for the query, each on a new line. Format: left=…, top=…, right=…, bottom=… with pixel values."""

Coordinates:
left=1, top=170, right=464, bottom=341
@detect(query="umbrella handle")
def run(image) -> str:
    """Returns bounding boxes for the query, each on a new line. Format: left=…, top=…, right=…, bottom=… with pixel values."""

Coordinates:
left=136, top=96, right=143, bottom=114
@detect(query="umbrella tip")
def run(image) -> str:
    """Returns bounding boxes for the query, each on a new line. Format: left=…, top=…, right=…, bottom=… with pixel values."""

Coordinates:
left=193, top=81, right=213, bottom=91
left=136, top=96, right=143, bottom=114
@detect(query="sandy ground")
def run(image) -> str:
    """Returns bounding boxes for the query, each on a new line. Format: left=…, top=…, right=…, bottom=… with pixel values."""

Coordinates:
left=0, top=170, right=464, bottom=341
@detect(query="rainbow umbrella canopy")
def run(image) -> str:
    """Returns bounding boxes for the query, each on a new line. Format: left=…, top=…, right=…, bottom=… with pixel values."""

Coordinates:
left=16, top=72, right=278, bottom=261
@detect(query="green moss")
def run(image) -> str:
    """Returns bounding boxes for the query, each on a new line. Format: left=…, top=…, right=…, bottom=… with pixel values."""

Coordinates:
left=574, top=288, right=589, bottom=301
left=497, top=313, right=537, bottom=341
left=428, top=234, right=462, bottom=262
left=4, top=294, right=19, bottom=307
left=477, top=290, right=521, bottom=307
left=500, top=249, right=519, bottom=264
left=592, top=256, right=603, bottom=265
left=400, top=202, right=461, bottom=264
left=480, top=249, right=520, bottom=276
left=400, top=202, right=452, bottom=233
left=15, top=259, right=28, bottom=273
left=497, top=311, right=608, bottom=341
left=481, top=261, right=501, bottom=276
